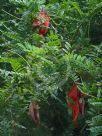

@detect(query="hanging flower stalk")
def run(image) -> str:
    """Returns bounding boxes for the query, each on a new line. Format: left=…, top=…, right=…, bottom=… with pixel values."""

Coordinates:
left=33, top=8, right=50, bottom=36
left=29, top=102, right=40, bottom=125
left=67, top=84, right=85, bottom=127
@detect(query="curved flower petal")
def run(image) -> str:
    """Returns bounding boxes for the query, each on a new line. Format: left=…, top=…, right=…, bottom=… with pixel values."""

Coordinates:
left=68, top=84, right=79, bottom=102
left=29, top=102, right=40, bottom=125
left=68, top=102, right=79, bottom=127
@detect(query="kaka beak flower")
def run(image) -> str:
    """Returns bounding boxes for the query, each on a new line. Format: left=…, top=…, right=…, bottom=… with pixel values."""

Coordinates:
left=29, top=102, right=40, bottom=125
left=68, top=84, right=79, bottom=102
left=67, top=84, right=85, bottom=127
left=33, top=19, right=41, bottom=27
left=68, top=102, right=79, bottom=127
left=33, top=8, right=50, bottom=36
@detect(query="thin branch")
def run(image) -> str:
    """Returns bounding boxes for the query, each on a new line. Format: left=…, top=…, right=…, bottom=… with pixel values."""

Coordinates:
left=2, top=9, right=21, bottom=20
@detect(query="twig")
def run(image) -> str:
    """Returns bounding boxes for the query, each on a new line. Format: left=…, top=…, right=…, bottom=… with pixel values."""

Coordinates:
left=50, top=14, right=83, bottom=23
left=71, top=23, right=83, bottom=43
left=2, top=9, right=21, bottom=20
left=58, top=76, right=68, bottom=88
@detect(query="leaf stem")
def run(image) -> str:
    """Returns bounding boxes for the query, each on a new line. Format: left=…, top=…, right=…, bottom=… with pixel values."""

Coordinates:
left=2, top=9, right=21, bottom=20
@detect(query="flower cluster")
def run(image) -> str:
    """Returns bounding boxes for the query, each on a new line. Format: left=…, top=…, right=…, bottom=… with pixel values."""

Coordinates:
left=33, top=8, right=50, bottom=36
left=67, top=84, right=85, bottom=127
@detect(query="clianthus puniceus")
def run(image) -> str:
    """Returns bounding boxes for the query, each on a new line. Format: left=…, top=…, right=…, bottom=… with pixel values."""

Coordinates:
left=67, top=84, right=85, bottom=127
left=33, top=8, right=50, bottom=36
left=29, top=102, right=40, bottom=125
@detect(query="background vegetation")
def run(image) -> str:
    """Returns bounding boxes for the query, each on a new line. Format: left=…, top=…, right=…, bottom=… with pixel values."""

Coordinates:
left=0, top=0, right=102, bottom=136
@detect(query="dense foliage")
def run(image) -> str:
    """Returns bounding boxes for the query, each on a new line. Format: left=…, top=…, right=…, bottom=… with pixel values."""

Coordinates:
left=0, top=0, right=102, bottom=136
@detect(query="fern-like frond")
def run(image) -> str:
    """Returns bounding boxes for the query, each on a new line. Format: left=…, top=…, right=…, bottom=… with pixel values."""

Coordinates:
left=1, top=31, right=23, bottom=42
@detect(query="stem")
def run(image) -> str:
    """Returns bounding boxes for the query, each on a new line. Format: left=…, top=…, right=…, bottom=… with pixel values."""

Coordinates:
left=2, top=9, right=21, bottom=20
left=50, top=14, right=84, bottom=23
left=8, top=50, right=31, bottom=68
left=71, top=23, right=82, bottom=43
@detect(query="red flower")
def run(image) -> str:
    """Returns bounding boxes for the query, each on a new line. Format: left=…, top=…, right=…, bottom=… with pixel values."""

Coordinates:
left=33, top=8, right=50, bottom=36
left=67, top=84, right=85, bottom=126
left=68, top=102, right=79, bottom=126
left=33, top=19, right=41, bottom=27
left=29, top=102, right=40, bottom=125
left=68, top=84, right=79, bottom=102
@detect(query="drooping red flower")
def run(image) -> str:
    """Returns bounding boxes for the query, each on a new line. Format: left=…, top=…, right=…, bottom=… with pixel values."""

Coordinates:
left=68, top=84, right=79, bottom=102
left=68, top=102, right=79, bottom=126
left=33, top=8, right=50, bottom=36
left=29, top=102, right=40, bottom=125
left=67, top=84, right=85, bottom=126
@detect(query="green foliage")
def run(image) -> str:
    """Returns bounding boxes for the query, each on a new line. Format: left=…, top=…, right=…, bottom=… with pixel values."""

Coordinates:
left=0, top=0, right=102, bottom=136
left=87, top=97, right=102, bottom=136
left=86, top=43, right=102, bottom=136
